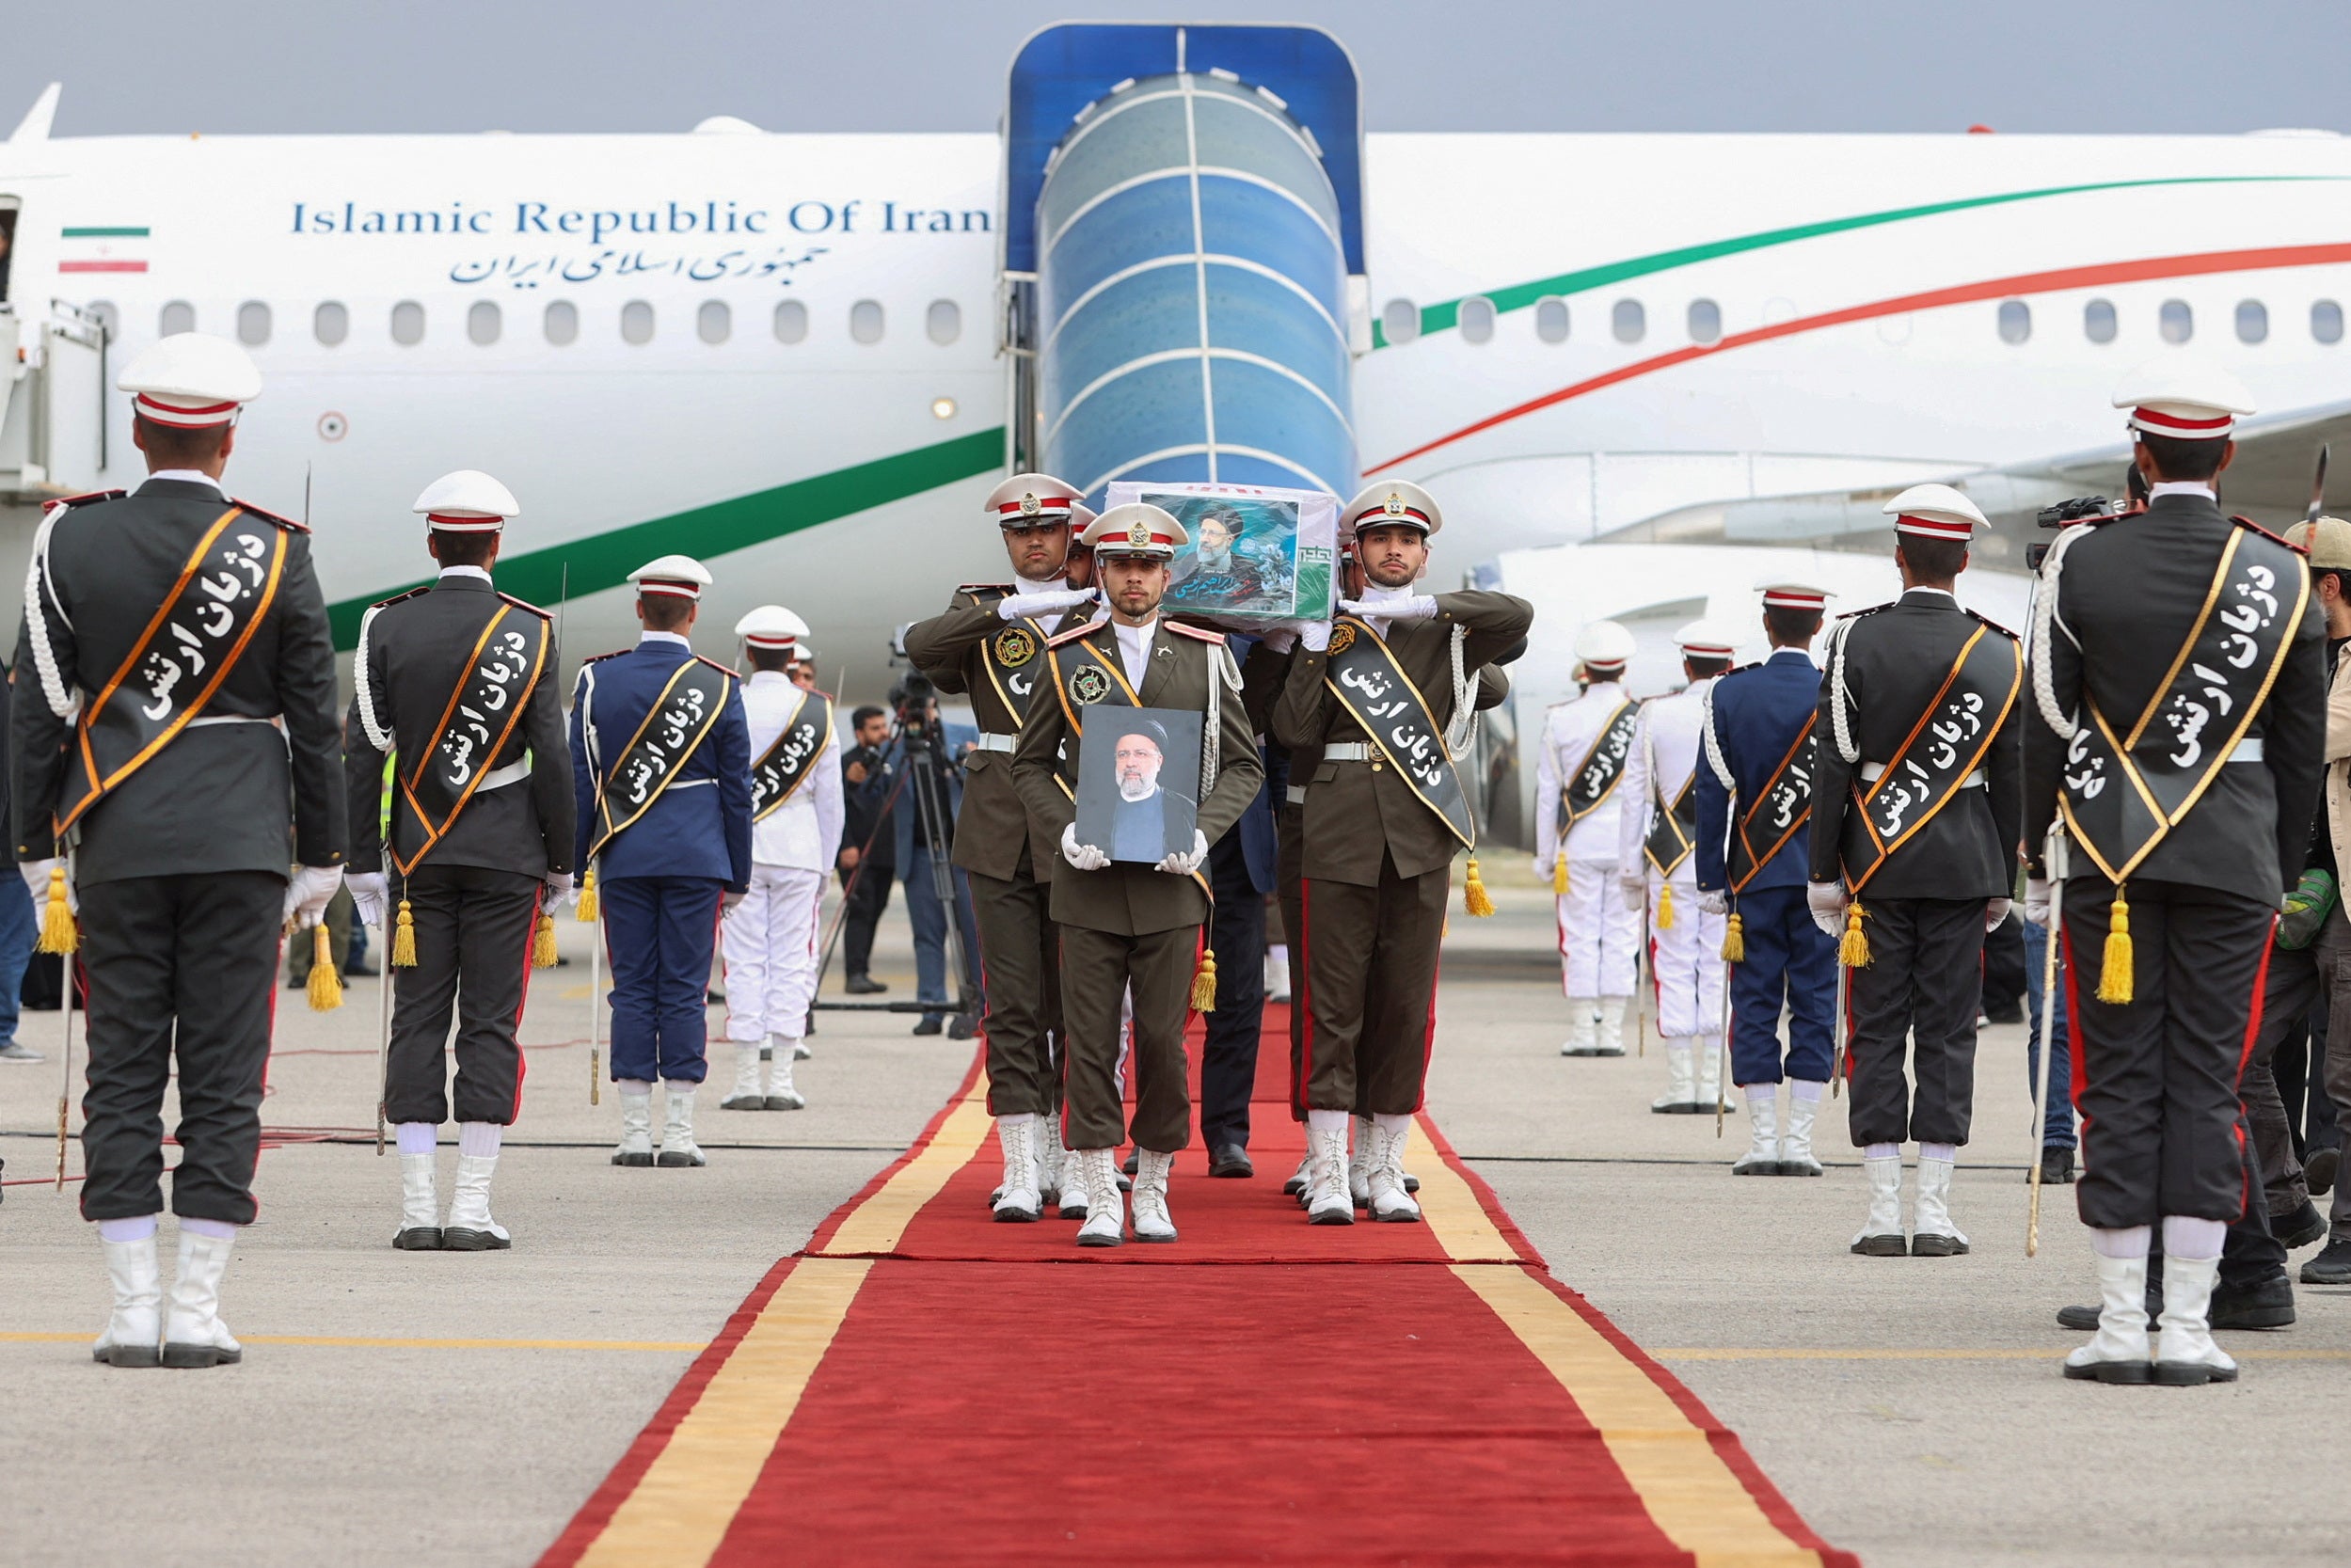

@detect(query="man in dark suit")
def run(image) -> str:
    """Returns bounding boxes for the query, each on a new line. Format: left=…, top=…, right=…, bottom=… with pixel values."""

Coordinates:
left=0, top=664, right=37, bottom=1067
left=836, top=705, right=896, bottom=992
left=1199, top=713, right=1279, bottom=1179
left=14, top=333, right=346, bottom=1368
left=343, top=470, right=573, bottom=1252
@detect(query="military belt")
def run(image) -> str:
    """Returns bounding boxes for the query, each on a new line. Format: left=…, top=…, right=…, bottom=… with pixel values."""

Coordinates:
left=971, top=733, right=1017, bottom=753
left=475, top=758, right=531, bottom=792
left=1322, top=742, right=1376, bottom=762
left=1860, top=761, right=1985, bottom=788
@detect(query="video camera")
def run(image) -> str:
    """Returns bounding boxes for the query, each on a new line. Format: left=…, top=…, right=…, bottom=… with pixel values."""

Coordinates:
left=2027, top=495, right=2125, bottom=571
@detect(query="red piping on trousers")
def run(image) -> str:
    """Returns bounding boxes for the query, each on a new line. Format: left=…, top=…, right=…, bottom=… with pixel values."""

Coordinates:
left=509, top=886, right=542, bottom=1123
left=2232, top=915, right=2278, bottom=1216
left=2061, top=922, right=2089, bottom=1137
left=1416, top=951, right=1440, bottom=1115
left=1554, top=886, right=1572, bottom=1001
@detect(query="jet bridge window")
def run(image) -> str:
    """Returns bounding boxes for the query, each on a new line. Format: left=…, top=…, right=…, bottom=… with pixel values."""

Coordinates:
left=236, top=302, right=270, bottom=347
left=2083, top=298, right=2116, bottom=344
left=160, top=300, right=195, bottom=336
left=773, top=299, right=808, bottom=343
left=698, top=301, right=731, bottom=344
left=1533, top=296, right=1569, bottom=343
left=1687, top=298, right=1721, bottom=344
left=2159, top=299, right=2193, bottom=343
left=620, top=301, right=655, bottom=345
left=468, top=302, right=500, bottom=345
left=2316, top=300, right=2344, bottom=344
left=1996, top=299, right=2029, bottom=344
left=390, top=301, right=425, bottom=345
left=313, top=302, right=348, bottom=345
left=544, top=300, right=579, bottom=345
left=1458, top=296, right=1495, bottom=344
left=1612, top=298, right=1644, bottom=343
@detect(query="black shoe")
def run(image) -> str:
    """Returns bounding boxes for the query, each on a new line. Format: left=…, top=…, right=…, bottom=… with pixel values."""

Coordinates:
left=345, top=958, right=380, bottom=977
left=947, top=1012, right=977, bottom=1041
left=2277, top=1199, right=2327, bottom=1250
left=912, top=1017, right=944, bottom=1037
left=2034, top=1147, right=2076, bottom=1185
left=1207, top=1144, right=1254, bottom=1179
left=1911, top=1232, right=1970, bottom=1257
left=2306, top=1146, right=2340, bottom=1198
left=2209, top=1274, right=2295, bottom=1329
left=845, top=974, right=888, bottom=994
left=392, top=1226, right=443, bottom=1251
left=1984, top=1000, right=2025, bottom=1024
left=1282, top=1166, right=1308, bottom=1196
left=1850, top=1234, right=1907, bottom=1257
left=2300, top=1234, right=2351, bottom=1285
left=707, top=987, right=725, bottom=1006
left=2057, top=1293, right=2161, bottom=1332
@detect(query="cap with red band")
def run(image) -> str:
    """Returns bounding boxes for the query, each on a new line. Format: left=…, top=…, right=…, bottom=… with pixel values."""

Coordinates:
left=629, top=553, right=713, bottom=600
left=735, top=603, right=810, bottom=652
left=413, top=469, right=520, bottom=532
left=1758, top=582, right=1832, bottom=610
left=2112, top=356, right=2256, bottom=441
left=985, top=472, right=1085, bottom=527
left=117, top=333, right=262, bottom=430
left=1673, top=619, right=1739, bottom=659
left=1882, top=482, right=1985, bottom=542
left=1081, top=502, right=1189, bottom=559
left=1342, top=478, right=1444, bottom=539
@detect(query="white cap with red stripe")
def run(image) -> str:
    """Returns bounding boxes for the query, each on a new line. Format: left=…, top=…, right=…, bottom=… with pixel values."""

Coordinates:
left=1882, top=483, right=1985, bottom=542
left=1673, top=620, right=1739, bottom=658
left=117, top=332, right=262, bottom=429
left=1081, top=502, right=1188, bottom=559
left=2112, top=356, right=2255, bottom=441
left=1758, top=582, right=1833, bottom=610
left=412, top=469, right=519, bottom=532
left=1574, top=620, right=1636, bottom=668
left=1342, top=479, right=1443, bottom=538
left=985, top=472, right=1085, bottom=528
left=735, top=604, right=809, bottom=653
left=628, top=553, right=713, bottom=600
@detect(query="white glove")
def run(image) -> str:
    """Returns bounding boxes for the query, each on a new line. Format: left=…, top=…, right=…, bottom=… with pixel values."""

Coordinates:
left=1340, top=594, right=1438, bottom=622
left=1532, top=856, right=1550, bottom=881
left=1697, top=889, right=1729, bottom=916
left=1619, top=871, right=1646, bottom=900
left=1984, top=896, right=2012, bottom=932
left=1000, top=586, right=1098, bottom=620
left=543, top=870, right=576, bottom=912
left=1059, top=821, right=1109, bottom=872
left=347, top=871, right=390, bottom=929
left=1155, top=829, right=1210, bottom=877
left=1300, top=619, right=1332, bottom=653
left=2025, top=877, right=2051, bottom=929
left=19, top=857, right=75, bottom=919
left=285, top=864, right=346, bottom=929
left=723, top=888, right=748, bottom=913
left=1806, top=879, right=1848, bottom=941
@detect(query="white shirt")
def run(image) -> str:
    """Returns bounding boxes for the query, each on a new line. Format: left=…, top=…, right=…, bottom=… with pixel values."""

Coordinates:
left=439, top=565, right=492, bottom=584
left=1616, top=677, right=1715, bottom=877
left=1017, top=573, right=1070, bottom=594
left=2150, top=480, right=2216, bottom=502
left=1535, top=678, right=1636, bottom=867
left=741, top=671, right=844, bottom=872
left=1903, top=585, right=1958, bottom=606
left=639, top=630, right=691, bottom=649
left=1113, top=616, right=1157, bottom=689
left=147, top=468, right=223, bottom=492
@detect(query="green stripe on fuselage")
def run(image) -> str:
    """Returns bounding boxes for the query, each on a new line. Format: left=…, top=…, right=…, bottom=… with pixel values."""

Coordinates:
left=61, top=226, right=150, bottom=238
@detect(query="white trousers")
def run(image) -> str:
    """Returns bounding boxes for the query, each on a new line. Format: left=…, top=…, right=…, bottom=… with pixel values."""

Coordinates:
left=723, top=864, right=824, bottom=1043
left=1645, top=869, right=1726, bottom=1039
left=1555, top=861, right=1641, bottom=999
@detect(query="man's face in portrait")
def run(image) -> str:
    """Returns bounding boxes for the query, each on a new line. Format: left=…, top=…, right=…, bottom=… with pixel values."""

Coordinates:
left=1115, top=732, right=1165, bottom=801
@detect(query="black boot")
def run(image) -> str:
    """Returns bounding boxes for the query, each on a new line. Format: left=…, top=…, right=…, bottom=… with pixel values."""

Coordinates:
left=2275, top=1199, right=2327, bottom=1251
left=2208, top=1273, right=2295, bottom=1329
left=845, top=974, right=888, bottom=995
left=2031, top=1146, right=2075, bottom=1185
left=2300, top=1234, right=2351, bottom=1285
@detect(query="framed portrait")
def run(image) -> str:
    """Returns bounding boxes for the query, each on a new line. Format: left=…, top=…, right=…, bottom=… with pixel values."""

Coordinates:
left=1074, top=706, right=1204, bottom=864
left=1104, top=481, right=1338, bottom=626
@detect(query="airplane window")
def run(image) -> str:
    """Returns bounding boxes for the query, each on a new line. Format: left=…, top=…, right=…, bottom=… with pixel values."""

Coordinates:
left=850, top=299, right=885, bottom=345
left=544, top=300, right=578, bottom=346
left=468, top=301, right=501, bottom=346
left=1534, top=296, right=1569, bottom=343
left=1380, top=298, right=1420, bottom=345
left=2236, top=299, right=2268, bottom=343
left=236, top=302, right=271, bottom=347
left=2160, top=299, right=2193, bottom=343
left=1612, top=299, right=1644, bottom=343
left=160, top=300, right=195, bottom=336
left=1996, top=299, right=2029, bottom=344
left=390, top=301, right=425, bottom=346
left=926, top=299, right=961, bottom=345
left=2083, top=298, right=2116, bottom=344
left=313, top=301, right=348, bottom=346
left=773, top=298, right=808, bottom=344
left=1458, top=296, right=1495, bottom=345
left=621, top=300, right=655, bottom=345
left=2316, top=300, right=2344, bottom=344
left=1687, top=298, right=1721, bottom=344
left=698, top=300, right=731, bottom=345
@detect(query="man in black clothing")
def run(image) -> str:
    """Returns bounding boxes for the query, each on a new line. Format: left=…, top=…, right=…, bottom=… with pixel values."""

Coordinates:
left=837, top=705, right=895, bottom=992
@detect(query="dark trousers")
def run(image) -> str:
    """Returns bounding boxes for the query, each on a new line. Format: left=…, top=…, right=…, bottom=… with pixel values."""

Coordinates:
left=2065, top=876, right=2274, bottom=1228
left=2246, top=912, right=2351, bottom=1219
left=602, top=875, right=723, bottom=1085
left=385, top=863, right=542, bottom=1127
left=1301, top=851, right=1447, bottom=1117
left=837, top=862, right=893, bottom=979
left=1847, top=895, right=1986, bottom=1147
left=1277, top=804, right=1306, bottom=1120
left=902, top=847, right=980, bottom=1022
left=78, top=872, right=282, bottom=1225
left=970, top=846, right=1062, bottom=1119
left=1726, top=882, right=1836, bottom=1085
left=1199, top=832, right=1267, bottom=1148
left=2025, top=919, right=2077, bottom=1150
left=1058, top=923, right=1196, bottom=1153
left=1980, top=909, right=2026, bottom=1017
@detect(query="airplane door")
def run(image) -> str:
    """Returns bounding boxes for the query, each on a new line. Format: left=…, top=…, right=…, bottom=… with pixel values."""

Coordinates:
left=0, top=191, right=106, bottom=501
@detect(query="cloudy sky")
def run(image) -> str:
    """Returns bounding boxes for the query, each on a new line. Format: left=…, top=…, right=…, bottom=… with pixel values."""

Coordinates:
left=7, top=0, right=2347, bottom=138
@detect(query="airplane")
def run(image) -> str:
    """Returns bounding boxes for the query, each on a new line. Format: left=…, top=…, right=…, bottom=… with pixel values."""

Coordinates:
left=0, top=19, right=2343, bottom=847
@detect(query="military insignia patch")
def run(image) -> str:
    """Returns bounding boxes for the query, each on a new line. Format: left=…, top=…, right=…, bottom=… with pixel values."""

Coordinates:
left=1070, top=665, right=1113, bottom=705
left=1020, top=491, right=1040, bottom=517
left=1383, top=493, right=1406, bottom=518
left=1127, top=520, right=1152, bottom=548
left=1328, top=622, right=1358, bottom=656
left=993, top=626, right=1037, bottom=668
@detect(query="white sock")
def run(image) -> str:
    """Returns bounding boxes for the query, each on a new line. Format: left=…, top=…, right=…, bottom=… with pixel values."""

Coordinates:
left=180, top=1216, right=236, bottom=1241
left=457, top=1122, right=502, bottom=1159
left=1372, top=1112, right=1412, bottom=1135
left=1269, top=943, right=1288, bottom=968
left=2162, top=1214, right=2226, bottom=1261
left=396, top=1121, right=437, bottom=1156
left=2090, top=1224, right=2152, bottom=1259
left=1788, top=1080, right=1825, bottom=1103
left=1306, top=1108, right=1350, bottom=1134
left=617, top=1079, right=654, bottom=1100
left=1918, top=1141, right=1957, bottom=1164
left=999, top=1111, right=1035, bottom=1129
left=1744, top=1085, right=1775, bottom=1108
left=661, top=1079, right=697, bottom=1094
left=96, top=1214, right=157, bottom=1243
left=1865, top=1142, right=1900, bottom=1161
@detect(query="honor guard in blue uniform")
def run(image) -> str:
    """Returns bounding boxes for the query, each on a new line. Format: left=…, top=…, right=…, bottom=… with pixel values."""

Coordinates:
left=1693, top=585, right=1837, bottom=1176
left=571, top=556, right=754, bottom=1169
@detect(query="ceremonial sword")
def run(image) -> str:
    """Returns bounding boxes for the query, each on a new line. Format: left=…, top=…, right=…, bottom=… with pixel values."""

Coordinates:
left=553, top=564, right=601, bottom=1106
left=1830, top=951, right=1849, bottom=1101
left=2026, top=822, right=2069, bottom=1258
left=1714, top=900, right=1733, bottom=1137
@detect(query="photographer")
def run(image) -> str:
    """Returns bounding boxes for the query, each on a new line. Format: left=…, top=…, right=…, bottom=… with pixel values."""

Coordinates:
left=836, top=705, right=896, bottom=994
left=885, top=673, right=982, bottom=1039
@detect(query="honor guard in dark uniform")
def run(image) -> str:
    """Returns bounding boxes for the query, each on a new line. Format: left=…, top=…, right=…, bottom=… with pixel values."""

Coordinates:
left=13, top=333, right=346, bottom=1368
left=2028, top=361, right=2325, bottom=1386
left=344, top=471, right=573, bottom=1252
left=1693, top=585, right=1837, bottom=1176
left=1273, top=480, right=1533, bottom=1226
left=570, top=555, right=754, bottom=1170
left=1010, top=503, right=1263, bottom=1246
left=903, top=473, right=1103, bottom=1222
left=1811, top=485, right=2023, bottom=1258
left=1536, top=619, right=1643, bottom=1057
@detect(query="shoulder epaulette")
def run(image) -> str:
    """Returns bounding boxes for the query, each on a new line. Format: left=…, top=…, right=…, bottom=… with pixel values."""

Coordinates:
left=1835, top=602, right=1894, bottom=623
left=1164, top=620, right=1225, bottom=644
left=1046, top=618, right=1106, bottom=649
left=230, top=498, right=308, bottom=533
left=694, top=656, right=741, bottom=679
left=497, top=591, right=553, bottom=619
left=43, top=488, right=124, bottom=514
left=1720, top=659, right=1766, bottom=678
left=580, top=648, right=629, bottom=667
left=959, top=583, right=1012, bottom=597
left=369, top=585, right=434, bottom=613
left=2233, top=514, right=2302, bottom=552
left=1965, top=608, right=2020, bottom=640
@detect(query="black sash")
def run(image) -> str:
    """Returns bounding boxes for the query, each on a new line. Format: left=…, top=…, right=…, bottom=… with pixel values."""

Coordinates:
left=1322, top=615, right=1474, bottom=849
left=1554, top=700, right=1637, bottom=843
left=1644, top=771, right=1698, bottom=878
left=1726, top=715, right=1817, bottom=895
left=751, top=690, right=833, bottom=822
left=589, top=659, right=733, bottom=858
left=2061, top=527, right=2308, bottom=884
left=1842, top=625, right=2021, bottom=893
left=57, top=505, right=289, bottom=833
left=393, top=606, right=550, bottom=875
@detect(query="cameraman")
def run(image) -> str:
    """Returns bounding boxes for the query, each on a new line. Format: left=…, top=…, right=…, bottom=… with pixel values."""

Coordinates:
left=837, top=705, right=896, bottom=994
left=886, top=675, right=982, bottom=1037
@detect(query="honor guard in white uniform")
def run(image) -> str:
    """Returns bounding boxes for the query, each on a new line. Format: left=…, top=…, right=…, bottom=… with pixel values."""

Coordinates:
left=1619, top=621, right=1738, bottom=1113
left=1537, top=619, right=1644, bottom=1055
left=719, top=606, right=842, bottom=1112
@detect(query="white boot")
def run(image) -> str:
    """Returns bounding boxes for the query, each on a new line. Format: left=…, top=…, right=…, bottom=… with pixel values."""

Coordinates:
left=1651, top=1038, right=1697, bottom=1113
left=1851, top=1154, right=1907, bottom=1255
left=766, top=1036, right=806, bottom=1110
left=1696, top=1032, right=1725, bottom=1110
left=1910, top=1155, right=1969, bottom=1255
left=1366, top=1117, right=1422, bottom=1222
left=1306, top=1123, right=1354, bottom=1226
left=992, top=1115, right=1041, bottom=1223
left=1265, top=945, right=1292, bottom=1003
left=1285, top=1150, right=1311, bottom=1201
left=1131, top=1148, right=1178, bottom=1242
left=162, top=1227, right=242, bottom=1368
left=1348, top=1116, right=1373, bottom=1211
left=1778, top=1091, right=1825, bottom=1177
left=793, top=1037, right=813, bottom=1060
left=2154, top=1254, right=2239, bottom=1385
left=1074, top=1148, right=1124, bottom=1247
left=1560, top=997, right=1599, bottom=1056
left=1035, top=1119, right=1066, bottom=1205
left=721, top=1044, right=764, bottom=1109
left=394, top=1152, right=441, bottom=1250
left=1056, top=1129, right=1091, bottom=1220
left=94, top=1230, right=162, bottom=1368
left=658, top=1085, right=707, bottom=1167
left=1594, top=995, right=1629, bottom=1057
left=2064, top=1253, right=2153, bottom=1384
left=612, top=1088, right=655, bottom=1166
left=1731, top=1089, right=1780, bottom=1174
left=443, top=1154, right=512, bottom=1250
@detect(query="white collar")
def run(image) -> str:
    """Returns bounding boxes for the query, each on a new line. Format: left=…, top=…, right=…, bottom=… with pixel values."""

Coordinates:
left=1113, top=616, right=1158, bottom=644
left=2150, top=481, right=2217, bottom=501
left=1902, top=585, right=1958, bottom=604
left=639, top=630, right=691, bottom=649
left=148, top=468, right=223, bottom=491
left=1016, top=573, right=1069, bottom=594
left=747, top=668, right=793, bottom=686
left=438, top=565, right=493, bottom=583
left=1361, top=581, right=1415, bottom=606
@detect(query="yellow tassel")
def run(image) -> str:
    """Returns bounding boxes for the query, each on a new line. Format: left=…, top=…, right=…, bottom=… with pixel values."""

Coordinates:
left=1839, top=899, right=1872, bottom=969
left=391, top=897, right=419, bottom=968
left=577, top=868, right=599, bottom=924
left=1465, top=856, right=1496, bottom=917
left=2097, top=886, right=2135, bottom=1005
left=1551, top=855, right=1569, bottom=895
left=307, top=923, right=344, bottom=1012
left=1657, top=881, right=1676, bottom=930
left=533, top=911, right=560, bottom=969
left=1721, top=911, right=1745, bottom=963
left=35, top=864, right=77, bottom=956
left=1190, top=948, right=1218, bottom=1014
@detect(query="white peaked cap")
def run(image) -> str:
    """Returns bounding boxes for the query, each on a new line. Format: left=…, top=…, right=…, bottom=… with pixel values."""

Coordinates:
left=1882, top=482, right=1986, bottom=542
left=413, top=469, right=520, bottom=531
left=1759, top=582, right=1833, bottom=610
left=1082, top=502, right=1188, bottom=558
left=985, top=472, right=1085, bottom=524
left=628, top=553, right=714, bottom=599
left=1343, top=479, right=1442, bottom=537
left=1673, top=619, right=1739, bottom=657
left=1069, top=500, right=1098, bottom=532
left=735, top=604, right=810, bottom=648
left=790, top=642, right=818, bottom=661
left=117, top=332, right=262, bottom=428
left=2112, top=356, right=2256, bottom=440
left=1575, top=619, right=1636, bottom=666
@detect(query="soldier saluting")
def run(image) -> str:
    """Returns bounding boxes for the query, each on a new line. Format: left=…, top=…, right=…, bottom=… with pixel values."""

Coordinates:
left=2028, top=361, right=2324, bottom=1386
left=344, top=471, right=573, bottom=1252
left=14, top=333, right=347, bottom=1368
